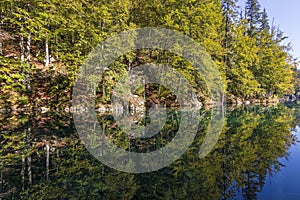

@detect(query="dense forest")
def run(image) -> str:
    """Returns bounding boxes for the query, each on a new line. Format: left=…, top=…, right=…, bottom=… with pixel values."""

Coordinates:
left=2, top=1, right=300, bottom=198
left=0, top=0, right=299, bottom=110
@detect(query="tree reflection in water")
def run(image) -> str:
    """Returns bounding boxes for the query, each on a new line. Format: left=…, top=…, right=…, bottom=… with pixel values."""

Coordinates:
left=0, top=104, right=297, bottom=199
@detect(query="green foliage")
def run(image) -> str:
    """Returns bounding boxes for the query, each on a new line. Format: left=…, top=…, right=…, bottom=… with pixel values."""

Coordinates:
left=0, top=56, right=30, bottom=107
left=0, top=0, right=298, bottom=107
left=226, top=21, right=261, bottom=98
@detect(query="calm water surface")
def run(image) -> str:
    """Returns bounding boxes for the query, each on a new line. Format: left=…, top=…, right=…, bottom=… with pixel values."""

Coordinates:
left=1, top=103, right=300, bottom=199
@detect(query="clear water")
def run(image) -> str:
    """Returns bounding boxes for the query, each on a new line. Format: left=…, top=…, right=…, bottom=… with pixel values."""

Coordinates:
left=1, top=103, right=300, bottom=199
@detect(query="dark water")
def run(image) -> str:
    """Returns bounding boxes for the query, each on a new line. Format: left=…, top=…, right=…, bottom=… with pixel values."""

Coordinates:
left=1, top=103, right=300, bottom=199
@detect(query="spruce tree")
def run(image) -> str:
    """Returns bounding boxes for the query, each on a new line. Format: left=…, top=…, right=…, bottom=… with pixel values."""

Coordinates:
left=245, top=0, right=261, bottom=36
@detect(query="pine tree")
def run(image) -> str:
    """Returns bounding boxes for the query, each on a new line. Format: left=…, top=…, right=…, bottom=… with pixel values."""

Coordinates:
left=245, top=0, right=261, bottom=36
left=222, top=0, right=238, bottom=72
left=259, top=8, right=270, bottom=32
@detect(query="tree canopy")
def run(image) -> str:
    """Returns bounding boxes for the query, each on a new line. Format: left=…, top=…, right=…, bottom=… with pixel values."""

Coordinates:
left=0, top=0, right=298, bottom=108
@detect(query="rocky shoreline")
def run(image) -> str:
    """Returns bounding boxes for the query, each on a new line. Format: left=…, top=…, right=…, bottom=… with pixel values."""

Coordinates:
left=0, top=94, right=298, bottom=115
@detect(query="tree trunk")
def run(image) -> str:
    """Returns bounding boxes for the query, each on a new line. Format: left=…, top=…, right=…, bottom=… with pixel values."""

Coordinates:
left=45, top=38, right=49, bottom=67
left=222, top=94, right=226, bottom=117
left=223, top=0, right=231, bottom=71
left=0, top=5, right=2, bottom=56
left=27, top=156, right=32, bottom=185
left=26, top=127, right=32, bottom=185
left=21, top=155, right=25, bottom=191
left=56, top=149, right=59, bottom=158
left=101, top=20, right=105, bottom=50
left=102, top=81, right=105, bottom=102
left=26, top=32, right=31, bottom=62
left=20, top=35, right=25, bottom=62
left=0, top=23, right=2, bottom=55
left=46, top=143, right=50, bottom=180
left=0, top=169, right=3, bottom=193
left=100, top=122, right=105, bottom=157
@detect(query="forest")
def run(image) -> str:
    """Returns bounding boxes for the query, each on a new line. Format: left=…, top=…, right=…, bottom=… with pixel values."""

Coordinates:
left=0, top=0, right=299, bottom=109
left=2, top=1, right=300, bottom=199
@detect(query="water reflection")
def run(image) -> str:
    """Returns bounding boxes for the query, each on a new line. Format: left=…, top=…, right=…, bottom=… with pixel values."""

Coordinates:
left=0, top=104, right=298, bottom=199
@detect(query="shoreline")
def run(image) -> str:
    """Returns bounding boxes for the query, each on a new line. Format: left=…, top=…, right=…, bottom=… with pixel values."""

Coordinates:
left=0, top=99, right=297, bottom=115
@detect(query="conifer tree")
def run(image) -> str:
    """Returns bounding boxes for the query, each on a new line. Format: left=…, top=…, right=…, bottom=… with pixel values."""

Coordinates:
left=245, top=0, right=261, bottom=36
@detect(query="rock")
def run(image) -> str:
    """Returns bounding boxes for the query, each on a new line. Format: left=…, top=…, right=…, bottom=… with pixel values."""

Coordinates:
left=113, top=102, right=123, bottom=111
left=40, top=107, right=50, bottom=113
left=191, top=100, right=203, bottom=108
left=250, top=99, right=261, bottom=104
left=79, top=106, right=86, bottom=113
left=236, top=100, right=242, bottom=105
left=204, top=100, right=218, bottom=105
left=97, top=105, right=106, bottom=113
left=0, top=108, right=8, bottom=114
left=290, top=95, right=297, bottom=102
left=245, top=100, right=251, bottom=105
left=129, top=95, right=145, bottom=112
left=11, top=105, right=18, bottom=112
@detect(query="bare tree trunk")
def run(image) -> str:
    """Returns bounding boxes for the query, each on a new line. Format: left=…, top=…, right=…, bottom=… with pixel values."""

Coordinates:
left=56, top=149, right=59, bottom=158
left=222, top=93, right=225, bottom=117
left=26, top=127, right=32, bottom=185
left=46, top=143, right=50, bottom=180
left=0, top=23, right=2, bottom=55
left=100, top=123, right=105, bottom=157
left=102, top=82, right=105, bottom=102
left=27, top=156, right=32, bottom=185
left=0, top=169, right=3, bottom=193
left=101, top=20, right=105, bottom=50
left=0, top=2, right=4, bottom=55
left=21, top=155, right=25, bottom=191
left=26, top=32, right=31, bottom=62
left=223, top=0, right=230, bottom=69
left=20, top=35, right=25, bottom=62
left=45, top=38, right=49, bottom=67
left=0, top=4, right=3, bottom=56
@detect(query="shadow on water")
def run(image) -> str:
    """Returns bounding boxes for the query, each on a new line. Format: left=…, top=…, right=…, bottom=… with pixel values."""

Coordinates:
left=0, top=103, right=299, bottom=199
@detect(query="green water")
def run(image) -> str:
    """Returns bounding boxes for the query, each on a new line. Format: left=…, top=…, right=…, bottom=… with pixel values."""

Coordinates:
left=1, top=103, right=300, bottom=199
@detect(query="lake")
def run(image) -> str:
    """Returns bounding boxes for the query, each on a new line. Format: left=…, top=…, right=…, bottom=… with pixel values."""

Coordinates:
left=1, top=103, right=300, bottom=199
